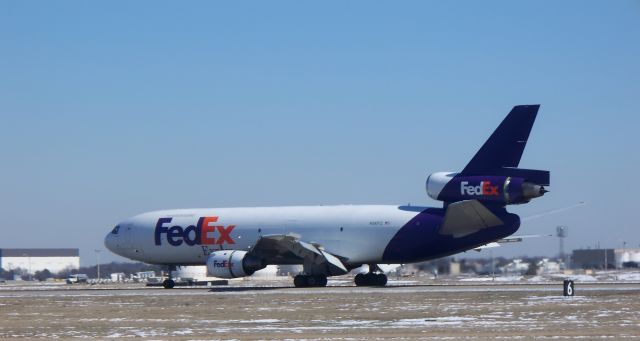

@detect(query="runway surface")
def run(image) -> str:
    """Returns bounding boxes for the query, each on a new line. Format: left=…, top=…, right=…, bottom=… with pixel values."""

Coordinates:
left=1, top=281, right=640, bottom=340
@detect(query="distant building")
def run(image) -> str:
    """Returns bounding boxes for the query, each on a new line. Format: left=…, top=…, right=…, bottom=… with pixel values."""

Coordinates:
left=501, top=259, right=530, bottom=275
left=173, top=265, right=217, bottom=281
left=0, top=248, right=80, bottom=274
left=571, top=248, right=640, bottom=269
left=110, top=272, right=126, bottom=282
left=131, top=271, right=156, bottom=282
left=409, top=257, right=459, bottom=275
left=536, top=258, right=561, bottom=274
left=617, top=249, right=640, bottom=268
left=572, top=249, right=615, bottom=269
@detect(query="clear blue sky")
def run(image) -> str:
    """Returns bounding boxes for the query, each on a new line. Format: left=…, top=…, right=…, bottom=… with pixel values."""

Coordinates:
left=1, top=1, right=639, bottom=265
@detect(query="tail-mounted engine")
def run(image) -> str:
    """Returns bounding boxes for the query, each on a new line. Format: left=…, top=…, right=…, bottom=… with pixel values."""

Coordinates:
left=426, top=171, right=548, bottom=205
left=206, top=250, right=266, bottom=278
left=423, top=105, right=549, bottom=206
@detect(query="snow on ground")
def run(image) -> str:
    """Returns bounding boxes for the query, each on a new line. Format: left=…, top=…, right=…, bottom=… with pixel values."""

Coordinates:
left=458, top=270, right=640, bottom=283
left=459, top=275, right=523, bottom=282
left=614, top=272, right=640, bottom=281
left=547, top=274, right=597, bottom=282
left=386, top=280, right=419, bottom=285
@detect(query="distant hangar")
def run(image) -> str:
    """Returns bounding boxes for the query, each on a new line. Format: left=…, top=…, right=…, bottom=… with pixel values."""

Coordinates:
left=572, top=248, right=640, bottom=269
left=0, top=248, right=79, bottom=274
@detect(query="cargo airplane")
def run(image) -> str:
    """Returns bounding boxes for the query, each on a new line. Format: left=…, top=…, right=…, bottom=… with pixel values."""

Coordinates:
left=105, top=105, right=549, bottom=288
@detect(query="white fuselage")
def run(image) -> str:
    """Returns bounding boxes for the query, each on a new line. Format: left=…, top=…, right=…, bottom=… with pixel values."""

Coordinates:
left=105, top=205, right=424, bottom=267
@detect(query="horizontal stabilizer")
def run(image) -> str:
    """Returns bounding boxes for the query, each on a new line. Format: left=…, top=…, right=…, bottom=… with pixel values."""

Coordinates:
left=473, top=234, right=551, bottom=251
left=473, top=242, right=501, bottom=251
left=495, top=167, right=550, bottom=186
left=439, top=200, right=503, bottom=238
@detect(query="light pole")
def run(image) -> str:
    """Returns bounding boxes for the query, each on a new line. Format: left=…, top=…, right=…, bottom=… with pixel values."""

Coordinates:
left=94, top=249, right=101, bottom=280
left=556, top=226, right=568, bottom=269
left=22, top=253, right=32, bottom=281
left=490, top=249, right=495, bottom=280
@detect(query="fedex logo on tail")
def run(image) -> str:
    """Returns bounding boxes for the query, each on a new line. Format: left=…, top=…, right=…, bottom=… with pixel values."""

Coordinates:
left=155, top=216, right=235, bottom=246
left=461, top=181, right=499, bottom=196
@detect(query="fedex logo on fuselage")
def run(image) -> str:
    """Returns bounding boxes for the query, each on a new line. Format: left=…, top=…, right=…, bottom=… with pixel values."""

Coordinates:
left=154, top=216, right=235, bottom=246
left=460, top=181, right=499, bottom=196
left=212, top=260, right=233, bottom=268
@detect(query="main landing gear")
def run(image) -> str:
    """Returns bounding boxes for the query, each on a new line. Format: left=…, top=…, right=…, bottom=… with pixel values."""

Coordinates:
left=162, top=278, right=175, bottom=289
left=293, top=274, right=328, bottom=287
left=354, top=273, right=387, bottom=286
left=162, top=265, right=176, bottom=289
left=354, top=264, right=387, bottom=286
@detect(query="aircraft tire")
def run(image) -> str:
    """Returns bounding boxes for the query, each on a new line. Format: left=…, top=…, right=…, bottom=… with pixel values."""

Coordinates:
left=354, top=273, right=387, bottom=286
left=375, top=273, right=388, bottom=286
left=318, top=275, right=328, bottom=287
left=163, top=279, right=175, bottom=289
left=307, top=276, right=317, bottom=287
left=295, top=275, right=328, bottom=287
left=294, top=275, right=307, bottom=287
left=354, top=273, right=366, bottom=286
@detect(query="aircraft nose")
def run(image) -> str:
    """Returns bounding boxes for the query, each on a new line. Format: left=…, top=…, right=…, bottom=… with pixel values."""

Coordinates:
left=104, top=232, right=115, bottom=253
left=104, top=224, right=120, bottom=253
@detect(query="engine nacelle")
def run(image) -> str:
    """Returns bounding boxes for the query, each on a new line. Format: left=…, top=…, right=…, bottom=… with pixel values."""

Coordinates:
left=426, top=172, right=547, bottom=205
left=206, top=250, right=266, bottom=279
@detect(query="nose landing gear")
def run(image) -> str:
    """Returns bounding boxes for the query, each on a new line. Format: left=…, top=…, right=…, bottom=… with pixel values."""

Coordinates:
left=162, top=265, right=177, bottom=289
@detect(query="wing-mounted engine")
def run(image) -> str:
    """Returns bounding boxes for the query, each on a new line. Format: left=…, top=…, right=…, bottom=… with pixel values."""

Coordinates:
left=206, top=250, right=266, bottom=278
left=426, top=171, right=548, bottom=205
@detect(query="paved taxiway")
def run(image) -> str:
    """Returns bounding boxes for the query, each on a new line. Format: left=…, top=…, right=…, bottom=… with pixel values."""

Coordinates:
left=1, top=281, right=640, bottom=340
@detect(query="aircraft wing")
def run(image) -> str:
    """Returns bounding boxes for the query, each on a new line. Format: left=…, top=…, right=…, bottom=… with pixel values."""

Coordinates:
left=439, top=200, right=504, bottom=238
left=249, top=234, right=349, bottom=276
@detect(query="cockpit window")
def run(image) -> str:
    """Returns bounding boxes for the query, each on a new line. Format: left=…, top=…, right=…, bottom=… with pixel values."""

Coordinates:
left=111, top=225, right=120, bottom=234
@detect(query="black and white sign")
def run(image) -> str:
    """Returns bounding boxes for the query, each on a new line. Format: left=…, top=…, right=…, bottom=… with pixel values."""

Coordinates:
left=563, top=280, right=575, bottom=296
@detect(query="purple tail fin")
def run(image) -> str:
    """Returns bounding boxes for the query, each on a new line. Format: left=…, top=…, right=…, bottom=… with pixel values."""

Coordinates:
left=461, top=104, right=549, bottom=186
left=462, top=105, right=539, bottom=174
